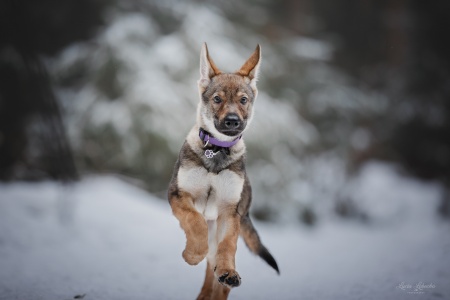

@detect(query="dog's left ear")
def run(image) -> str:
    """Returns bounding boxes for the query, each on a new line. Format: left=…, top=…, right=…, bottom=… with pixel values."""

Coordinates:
left=237, top=45, right=261, bottom=85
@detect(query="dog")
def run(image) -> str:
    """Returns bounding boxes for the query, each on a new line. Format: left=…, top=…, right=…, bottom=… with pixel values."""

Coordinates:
left=168, top=43, right=279, bottom=300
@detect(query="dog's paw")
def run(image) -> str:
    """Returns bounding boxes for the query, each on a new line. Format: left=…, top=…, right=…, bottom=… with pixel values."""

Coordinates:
left=215, top=268, right=241, bottom=288
left=182, top=246, right=208, bottom=265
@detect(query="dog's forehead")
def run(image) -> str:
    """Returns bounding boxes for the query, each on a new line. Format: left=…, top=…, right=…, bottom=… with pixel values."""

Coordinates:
left=209, top=74, right=253, bottom=96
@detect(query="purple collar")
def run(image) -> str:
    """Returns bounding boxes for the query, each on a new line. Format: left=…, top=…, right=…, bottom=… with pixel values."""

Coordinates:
left=199, top=128, right=242, bottom=148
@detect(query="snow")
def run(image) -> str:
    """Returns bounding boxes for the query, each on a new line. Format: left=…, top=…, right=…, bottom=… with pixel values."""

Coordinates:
left=1, top=168, right=449, bottom=300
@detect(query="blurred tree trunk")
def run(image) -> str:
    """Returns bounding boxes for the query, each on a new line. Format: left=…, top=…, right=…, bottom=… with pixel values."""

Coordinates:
left=0, top=0, right=106, bottom=181
left=0, top=52, right=78, bottom=181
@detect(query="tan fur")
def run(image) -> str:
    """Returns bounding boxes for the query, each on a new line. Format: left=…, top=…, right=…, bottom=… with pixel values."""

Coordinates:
left=237, top=45, right=261, bottom=78
left=170, top=190, right=209, bottom=265
left=197, top=261, right=231, bottom=300
left=168, top=43, right=277, bottom=300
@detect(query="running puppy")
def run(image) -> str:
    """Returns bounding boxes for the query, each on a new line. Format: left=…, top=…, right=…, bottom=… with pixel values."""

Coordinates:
left=168, top=43, right=279, bottom=300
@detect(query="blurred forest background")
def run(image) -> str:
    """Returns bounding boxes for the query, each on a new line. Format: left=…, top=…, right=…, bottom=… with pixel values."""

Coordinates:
left=1, top=0, right=449, bottom=225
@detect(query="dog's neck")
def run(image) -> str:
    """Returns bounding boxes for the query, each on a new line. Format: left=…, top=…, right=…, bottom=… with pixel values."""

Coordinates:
left=199, top=128, right=242, bottom=148
left=198, top=128, right=242, bottom=158
left=186, top=126, right=246, bottom=172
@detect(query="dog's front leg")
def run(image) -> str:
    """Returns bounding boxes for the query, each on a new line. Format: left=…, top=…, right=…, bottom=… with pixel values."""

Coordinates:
left=214, top=205, right=241, bottom=289
left=170, top=191, right=208, bottom=265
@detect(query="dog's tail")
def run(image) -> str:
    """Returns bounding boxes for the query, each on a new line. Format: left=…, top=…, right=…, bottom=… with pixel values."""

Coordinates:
left=240, top=213, right=280, bottom=274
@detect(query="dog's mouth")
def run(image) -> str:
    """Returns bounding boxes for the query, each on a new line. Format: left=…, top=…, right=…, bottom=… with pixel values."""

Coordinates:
left=219, top=129, right=243, bottom=136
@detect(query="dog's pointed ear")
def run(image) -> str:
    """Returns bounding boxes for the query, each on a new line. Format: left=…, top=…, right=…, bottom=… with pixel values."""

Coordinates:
left=237, top=45, right=261, bottom=82
left=199, top=43, right=221, bottom=89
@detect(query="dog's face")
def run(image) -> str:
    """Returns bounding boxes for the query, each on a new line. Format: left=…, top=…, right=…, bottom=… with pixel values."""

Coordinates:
left=197, top=44, right=261, bottom=141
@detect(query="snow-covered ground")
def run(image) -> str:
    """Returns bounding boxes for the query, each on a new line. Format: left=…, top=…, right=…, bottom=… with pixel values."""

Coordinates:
left=0, top=166, right=449, bottom=300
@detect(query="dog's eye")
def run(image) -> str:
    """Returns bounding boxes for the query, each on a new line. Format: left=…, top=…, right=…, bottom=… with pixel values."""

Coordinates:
left=240, top=97, right=248, bottom=104
left=213, top=96, right=222, bottom=103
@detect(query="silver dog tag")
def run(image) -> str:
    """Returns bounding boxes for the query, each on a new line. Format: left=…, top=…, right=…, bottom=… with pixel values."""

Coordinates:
left=205, top=149, right=218, bottom=159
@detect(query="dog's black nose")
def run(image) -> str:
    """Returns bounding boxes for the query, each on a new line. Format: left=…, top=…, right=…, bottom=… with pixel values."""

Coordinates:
left=224, top=114, right=241, bottom=129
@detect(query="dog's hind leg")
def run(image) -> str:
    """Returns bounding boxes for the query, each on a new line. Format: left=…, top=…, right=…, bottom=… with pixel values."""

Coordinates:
left=197, top=221, right=217, bottom=300
left=197, top=261, right=214, bottom=300
left=170, top=191, right=208, bottom=265
left=197, top=262, right=231, bottom=300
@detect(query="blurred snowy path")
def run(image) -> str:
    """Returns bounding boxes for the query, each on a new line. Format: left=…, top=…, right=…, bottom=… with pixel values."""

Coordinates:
left=0, top=176, right=449, bottom=300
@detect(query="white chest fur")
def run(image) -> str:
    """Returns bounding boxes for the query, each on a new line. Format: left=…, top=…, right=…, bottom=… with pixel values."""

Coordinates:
left=177, top=166, right=244, bottom=220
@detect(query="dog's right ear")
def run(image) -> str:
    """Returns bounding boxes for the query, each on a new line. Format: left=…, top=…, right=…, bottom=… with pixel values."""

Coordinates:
left=199, top=43, right=221, bottom=89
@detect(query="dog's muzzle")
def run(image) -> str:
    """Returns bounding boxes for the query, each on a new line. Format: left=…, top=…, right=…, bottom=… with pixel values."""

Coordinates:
left=216, top=113, right=246, bottom=136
